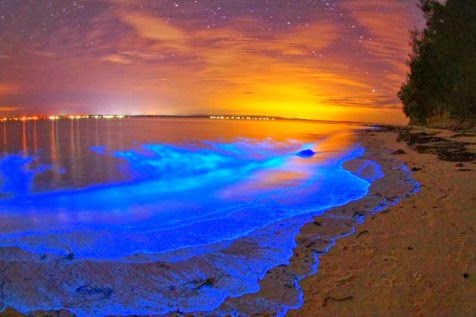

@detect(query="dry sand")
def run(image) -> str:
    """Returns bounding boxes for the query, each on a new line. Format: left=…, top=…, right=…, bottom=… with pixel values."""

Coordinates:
left=289, top=127, right=476, bottom=317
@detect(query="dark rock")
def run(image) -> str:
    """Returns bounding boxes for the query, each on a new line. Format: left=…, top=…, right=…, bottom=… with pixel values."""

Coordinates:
left=397, top=132, right=446, bottom=145
left=452, top=133, right=476, bottom=138
left=438, top=150, right=476, bottom=162
left=463, top=273, right=470, bottom=279
left=411, top=167, right=422, bottom=172
left=455, top=162, right=465, bottom=167
left=374, top=125, right=411, bottom=134
left=203, top=277, right=216, bottom=287
left=398, top=131, right=476, bottom=162
left=296, top=149, right=316, bottom=158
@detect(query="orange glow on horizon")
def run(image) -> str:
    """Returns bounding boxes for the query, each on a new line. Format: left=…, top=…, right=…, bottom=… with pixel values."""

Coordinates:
left=0, top=1, right=423, bottom=124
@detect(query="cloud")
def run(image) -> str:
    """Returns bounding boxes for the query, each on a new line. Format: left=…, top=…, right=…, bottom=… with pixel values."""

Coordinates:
left=0, top=106, right=20, bottom=112
left=0, top=1, right=421, bottom=123
left=308, top=73, right=371, bottom=89
left=95, top=11, right=399, bottom=119
left=0, top=84, right=19, bottom=96
left=102, top=54, right=132, bottom=64
left=120, top=12, right=190, bottom=52
left=343, top=0, right=422, bottom=85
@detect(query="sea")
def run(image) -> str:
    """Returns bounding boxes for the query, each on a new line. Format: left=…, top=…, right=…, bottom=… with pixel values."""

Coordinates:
left=0, top=118, right=397, bottom=316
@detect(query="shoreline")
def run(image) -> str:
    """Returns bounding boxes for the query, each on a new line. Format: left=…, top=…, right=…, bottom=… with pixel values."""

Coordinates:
left=289, top=126, right=476, bottom=316
left=1, top=126, right=474, bottom=316
left=209, top=127, right=421, bottom=315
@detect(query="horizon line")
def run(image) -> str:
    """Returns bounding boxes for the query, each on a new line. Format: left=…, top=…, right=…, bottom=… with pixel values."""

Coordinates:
left=0, top=114, right=405, bottom=127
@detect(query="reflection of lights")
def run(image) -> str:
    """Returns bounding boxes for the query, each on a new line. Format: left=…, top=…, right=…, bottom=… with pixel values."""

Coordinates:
left=19, top=116, right=39, bottom=121
left=49, top=116, right=60, bottom=120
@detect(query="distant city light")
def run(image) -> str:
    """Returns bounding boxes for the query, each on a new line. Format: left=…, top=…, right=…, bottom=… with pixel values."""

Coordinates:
left=209, top=115, right=275, bottom=121
left=0, top=115, right=277, bottom=122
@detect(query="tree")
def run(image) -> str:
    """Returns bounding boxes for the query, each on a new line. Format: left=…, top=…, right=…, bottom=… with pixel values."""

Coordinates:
left=399, top=0, right=476, bottom=128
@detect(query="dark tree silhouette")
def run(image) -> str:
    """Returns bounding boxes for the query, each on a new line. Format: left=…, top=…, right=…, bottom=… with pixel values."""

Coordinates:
left=399, top=0, right=476, bottom=129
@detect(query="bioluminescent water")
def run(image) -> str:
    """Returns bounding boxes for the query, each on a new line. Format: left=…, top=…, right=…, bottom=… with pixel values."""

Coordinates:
left=0, top=118, right=403, bottom=316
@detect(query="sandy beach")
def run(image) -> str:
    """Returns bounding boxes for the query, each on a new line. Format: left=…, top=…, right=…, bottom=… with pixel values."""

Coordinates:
left=289, top=127, right=476, bottom=316
left=1, top=0, right=474, bottom=315
left=1, top=126, right=475, bottom=317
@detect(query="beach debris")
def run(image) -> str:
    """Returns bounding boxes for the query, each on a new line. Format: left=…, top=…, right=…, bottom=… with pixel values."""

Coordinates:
left=296, top=149, right=316, bottom=158
left=192, top=277, right=217, bottom=289
left=323, top=295, right=354, bottom=307
left=337, top=273, right=355, bottom=285
left=391, top=149, right=406, bottom=155
left=76, top=285, right=113, bottom=299
left=455, top=162, right=465, bottom=167
left=411, top=167, right=422, bottom=172
left=352, top=211, right=365, bottom=218
left=412, top=272, right=424, bottom=282
left=356, top=230, right=369, bottom=238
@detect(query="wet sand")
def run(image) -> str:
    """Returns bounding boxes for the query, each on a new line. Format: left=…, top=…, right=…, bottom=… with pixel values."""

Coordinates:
left=1, top=126, right=475, bottom=316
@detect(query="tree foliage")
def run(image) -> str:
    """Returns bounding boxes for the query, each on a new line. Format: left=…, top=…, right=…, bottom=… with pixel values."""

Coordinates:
left=399, top=0, right=476, bottom=127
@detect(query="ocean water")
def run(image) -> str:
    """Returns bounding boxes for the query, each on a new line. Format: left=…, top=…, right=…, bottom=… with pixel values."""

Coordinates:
left=0, top=118, right=383, bottom=315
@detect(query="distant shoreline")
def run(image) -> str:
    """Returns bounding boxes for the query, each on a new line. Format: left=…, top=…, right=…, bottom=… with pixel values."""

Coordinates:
left=0, top=113, right=403, bottom=128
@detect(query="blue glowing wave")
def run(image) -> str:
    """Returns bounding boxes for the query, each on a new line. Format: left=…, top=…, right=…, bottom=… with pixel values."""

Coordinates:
left=0, top=140, right=372, bottom=260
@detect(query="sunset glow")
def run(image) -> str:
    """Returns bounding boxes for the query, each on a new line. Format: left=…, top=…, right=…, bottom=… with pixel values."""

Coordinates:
left=0, top=1, right=422, bottom=124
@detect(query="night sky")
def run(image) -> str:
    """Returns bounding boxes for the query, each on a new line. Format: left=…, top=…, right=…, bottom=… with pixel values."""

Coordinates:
left=0, top=0, right=423, bottom=123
